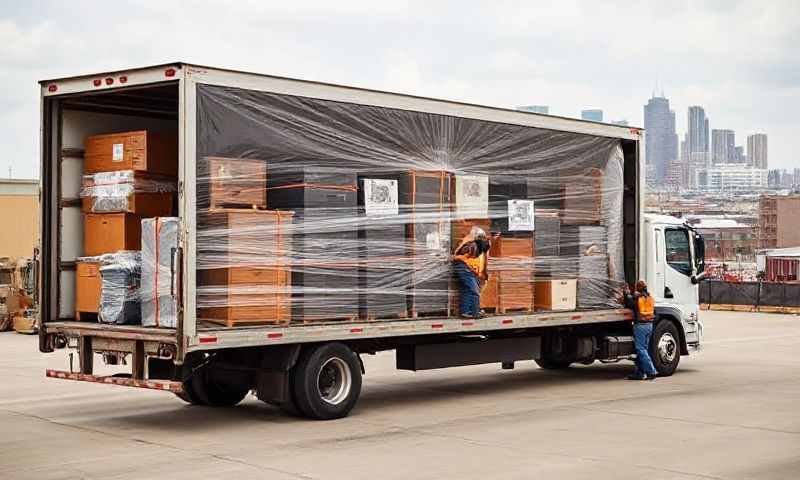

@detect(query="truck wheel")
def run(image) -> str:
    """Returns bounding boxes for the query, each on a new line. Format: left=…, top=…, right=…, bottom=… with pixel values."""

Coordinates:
left=174, top=355, right=206, bottom=405
left=535, top=358, right=572, bottom=370
left=292, top=343, right=362, bottom=420
left=650, top=320, right=681, bottom=376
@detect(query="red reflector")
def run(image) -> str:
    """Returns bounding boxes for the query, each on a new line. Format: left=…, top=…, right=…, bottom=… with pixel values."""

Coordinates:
left=105, top=77, right=114, bottom=85
left=502, top=319, right=513, bottom=325
left=47, top=84, right=57, bottom=93
left=93, top=79, right=102, bottom=87
left=267, top=332, right=283, bottom=339
left=431, top=323, right=444, bottom=329
left=199, top=336, right=217, bottom=344
left=119, top=76, right=128, bottom=84
left=571, top=315, right=582, bottom=320
left=462, top=321, right=474, bottom=327
left=165, top=68, right=176, bottom=77
left=350, top=328, right=363, bottom=333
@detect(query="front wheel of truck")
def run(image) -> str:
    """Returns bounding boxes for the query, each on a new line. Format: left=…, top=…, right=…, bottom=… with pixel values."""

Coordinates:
left=650, top=320, right=681, bottom=377
left=292, top=343, right=362, bottom=420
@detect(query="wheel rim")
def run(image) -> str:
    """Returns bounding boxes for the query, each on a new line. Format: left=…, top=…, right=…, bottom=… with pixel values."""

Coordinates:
left=317, top=357, right=351, bottom=405
left=657, top=332, right=678, bottom=364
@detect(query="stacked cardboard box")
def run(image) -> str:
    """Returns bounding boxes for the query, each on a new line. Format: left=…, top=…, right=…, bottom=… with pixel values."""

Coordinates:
left=268, top=168, right=359, bottom=322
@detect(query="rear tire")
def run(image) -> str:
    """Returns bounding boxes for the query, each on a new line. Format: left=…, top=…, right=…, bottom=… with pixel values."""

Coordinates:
left=292, top=343, right=362, bottom=420
left=535, top=357, right=573, bottom=370
left=192, top=366, right=251, bottom=407
left=650, top=320, right=681, bottom=377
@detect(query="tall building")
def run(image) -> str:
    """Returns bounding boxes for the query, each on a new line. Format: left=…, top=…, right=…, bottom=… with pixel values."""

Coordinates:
left=747, top=133, right=768, bottom=169
left=712, top=129, right=736, bottom=164
left=698, top=165, right=767, bottom=191
left=687, top=106, right=710, bottom=188
left=517, top=105, right=549, bottom=114
left=643, top=95, right=678, bottom=185
left=581, top=109, right=603, bottom=122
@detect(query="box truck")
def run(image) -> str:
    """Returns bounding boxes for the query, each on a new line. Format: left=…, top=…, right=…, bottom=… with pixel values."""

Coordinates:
left=39, top=63, right=704, bottom=419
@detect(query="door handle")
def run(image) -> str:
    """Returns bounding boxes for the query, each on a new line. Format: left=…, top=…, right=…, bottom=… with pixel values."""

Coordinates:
left=664, top=286, right=674, bottom=299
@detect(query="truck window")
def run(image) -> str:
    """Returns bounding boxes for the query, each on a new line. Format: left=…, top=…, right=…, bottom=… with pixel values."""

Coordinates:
left=665, top=229, right=691, bottom=276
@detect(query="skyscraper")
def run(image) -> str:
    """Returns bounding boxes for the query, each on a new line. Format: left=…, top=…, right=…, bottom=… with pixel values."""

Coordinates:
left=735, top=146, right=746, bottom=164
left=712, top=129, right=735, bottom=164
left=517, top=105, right=549, bottom=114
left=643, top=95, right=678, bottom=185
left=581, top=109, right=603, bottom=122
left=747, top=134, right=768, bottom=169
left=687, top=106, right=710, bottom=188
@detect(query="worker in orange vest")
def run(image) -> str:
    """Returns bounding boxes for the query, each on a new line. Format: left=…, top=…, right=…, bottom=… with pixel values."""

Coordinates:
left=622, top=280, right=658, bottom=380
left=453, top=226, right=491, bottom=319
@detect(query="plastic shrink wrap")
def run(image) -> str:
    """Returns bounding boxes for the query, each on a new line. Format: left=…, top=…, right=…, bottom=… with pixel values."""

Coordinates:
left=77, top=252, right=142, bottom=325
left=190, top=84, right=627, bottom=326
left=141, top=217, right=180, bottom=328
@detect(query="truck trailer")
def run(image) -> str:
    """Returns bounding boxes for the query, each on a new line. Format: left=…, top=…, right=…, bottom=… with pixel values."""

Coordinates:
left=38, top=63, right=704, bottom=419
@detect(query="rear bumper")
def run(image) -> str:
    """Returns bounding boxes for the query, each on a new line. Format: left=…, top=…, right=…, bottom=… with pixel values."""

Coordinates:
left=46, top=369, right=183, bottom=394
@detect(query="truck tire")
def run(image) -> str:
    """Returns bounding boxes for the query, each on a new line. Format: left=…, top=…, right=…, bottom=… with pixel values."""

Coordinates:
left=535, top=358, right=572, bottom=370
left=292, top=343, right=362, bottom=420
left=191, top=366, right=251, bottom=407
left=174, top=355, right=205, bottom=405
left=650, top=320, right=681, bottom=377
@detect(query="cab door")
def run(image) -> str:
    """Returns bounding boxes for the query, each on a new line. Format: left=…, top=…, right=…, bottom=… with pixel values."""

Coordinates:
left=662, top=227, right=697, bottom=312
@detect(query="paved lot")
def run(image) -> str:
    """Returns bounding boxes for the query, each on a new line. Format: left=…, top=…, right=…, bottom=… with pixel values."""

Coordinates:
left=1, top=311, right=799, bottom=480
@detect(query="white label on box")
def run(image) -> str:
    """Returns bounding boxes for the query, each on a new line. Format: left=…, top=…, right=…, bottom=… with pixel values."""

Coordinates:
left=363, top=178, right=399, bottom=216
left=508, top=199, right=535, bottom=231
left=112, top=143, right=124, bottom=162
left=426, top=231, right=442, bottom=251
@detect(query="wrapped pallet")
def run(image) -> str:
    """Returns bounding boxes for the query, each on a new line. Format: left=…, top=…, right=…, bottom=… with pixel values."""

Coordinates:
left=141, top=217, right=180, bottom=328
left=97, top=251, right=142, bottom=325
left=81, top=170, right=176, bottom=216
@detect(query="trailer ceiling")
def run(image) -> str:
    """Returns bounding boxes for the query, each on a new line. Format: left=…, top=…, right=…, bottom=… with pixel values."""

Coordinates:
left=60, top=83, right=178, bottom=119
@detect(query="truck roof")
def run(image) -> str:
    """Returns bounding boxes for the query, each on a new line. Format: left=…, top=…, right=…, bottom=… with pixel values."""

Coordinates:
left=39, top=62, right=644, bottom=136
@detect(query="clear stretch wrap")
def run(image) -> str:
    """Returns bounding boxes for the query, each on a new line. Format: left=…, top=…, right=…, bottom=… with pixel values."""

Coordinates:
left=79, top=251, right=142, bottom=325
left=141, top=217, right=180, bottom=328
left=194, top=84, right=627, bottom=326
left=80, top=170, right=176, bottom=213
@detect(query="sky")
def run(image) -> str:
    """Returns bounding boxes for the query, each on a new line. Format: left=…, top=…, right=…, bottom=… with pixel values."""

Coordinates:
left=2, top=0, right=799, bottom=178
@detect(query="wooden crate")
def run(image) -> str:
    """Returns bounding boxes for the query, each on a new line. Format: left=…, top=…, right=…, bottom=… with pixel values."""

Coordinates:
left=489, top=234, right=534, bottom=257
left=76, top=261, right=101, bottom=320
left=452, top=218, right=491, bottom=244
left=199, top=157, right=267, bottom=209
left=84, top=130, right=177, bottom=175
left=480, top=266, right=535, bottom=314
left=197, top=209, right=293, bottom=326
left=84, top=213, right=141, bottom=256
left=561, top=168, right=603, bottom=225
left=535, top=279, right=577, bottom=311
left=198, top=267, right=291, bottom=327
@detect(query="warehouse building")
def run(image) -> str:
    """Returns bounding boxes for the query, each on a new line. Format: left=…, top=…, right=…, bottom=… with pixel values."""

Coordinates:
left=758, top=194, right=800, bottom=249
left=0, top=179, right=39, bottom=259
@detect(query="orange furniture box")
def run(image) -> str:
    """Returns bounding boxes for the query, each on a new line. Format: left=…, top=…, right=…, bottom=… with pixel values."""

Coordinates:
left=84, top=130, right=177, bottom=175
left=76, top=261, right=101, bottom=316
left=84, top=213, right=142, bottom=256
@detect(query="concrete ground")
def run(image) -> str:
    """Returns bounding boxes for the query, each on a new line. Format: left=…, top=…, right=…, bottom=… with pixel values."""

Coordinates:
left=1, top=311, right=799, bottom=480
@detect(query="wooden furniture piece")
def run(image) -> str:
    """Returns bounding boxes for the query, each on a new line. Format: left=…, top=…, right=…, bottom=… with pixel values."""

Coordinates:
left=75, top=261, right=101, bottom=320
left=561, top=168, right=603, bottom=225
left=84, top=130, right=177, bottom=175
left=534, top=279, right=578, bottom=311
left=198, top=157, right=267, bottom=209
left=197, top=209, right=292, bottom=326
left=83, top=213, right=142, bottom=256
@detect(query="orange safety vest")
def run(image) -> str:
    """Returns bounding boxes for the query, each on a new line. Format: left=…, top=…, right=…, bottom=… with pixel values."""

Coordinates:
left=637, top=295, right=655, bottom=321
left=453, top=237, right=488, bottom=278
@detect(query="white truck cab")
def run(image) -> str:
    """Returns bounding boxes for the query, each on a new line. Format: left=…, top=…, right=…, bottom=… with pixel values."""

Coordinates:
left=642, top=214, right=705, bottom=361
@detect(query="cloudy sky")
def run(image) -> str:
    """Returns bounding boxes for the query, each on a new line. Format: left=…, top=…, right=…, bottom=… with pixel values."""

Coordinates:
left=2, top=0, right=798, bottom=178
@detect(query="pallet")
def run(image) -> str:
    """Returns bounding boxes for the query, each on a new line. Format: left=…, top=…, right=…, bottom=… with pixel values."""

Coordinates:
left=297, top=315, right=359, bottom=324
left=409, top=308, right=450, bottom=319
left=363, top=311, right=409, bottom=322
left=202, top=318, right=290, bottom=328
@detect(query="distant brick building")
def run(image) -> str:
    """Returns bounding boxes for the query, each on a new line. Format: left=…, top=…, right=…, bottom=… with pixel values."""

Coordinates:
left=759, top=195, right=800, bottom=249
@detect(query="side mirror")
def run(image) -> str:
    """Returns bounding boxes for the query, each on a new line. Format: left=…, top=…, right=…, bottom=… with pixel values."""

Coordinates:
left=664, top=286, right=674, bottom=299
left=691, top=271, right=707, bottom=284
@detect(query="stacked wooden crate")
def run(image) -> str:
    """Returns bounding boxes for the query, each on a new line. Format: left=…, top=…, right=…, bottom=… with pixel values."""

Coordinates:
left=76, top=130, right=177, bottom=322
left=481, top=236, right=535, bottom=313
left=195, top=157, right=293, bottom=327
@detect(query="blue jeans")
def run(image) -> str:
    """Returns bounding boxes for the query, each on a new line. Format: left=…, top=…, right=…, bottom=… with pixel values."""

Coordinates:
left=454, top=261, right=480, bottom=317
left=633, top=322, right=658, bottom=377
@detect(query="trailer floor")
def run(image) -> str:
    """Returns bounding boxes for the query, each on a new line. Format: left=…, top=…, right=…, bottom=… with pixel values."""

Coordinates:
left=2, top=311, right=800, bottom=480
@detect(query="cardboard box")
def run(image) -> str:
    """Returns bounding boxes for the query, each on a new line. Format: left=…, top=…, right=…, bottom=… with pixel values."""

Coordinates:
left=535, top=279, right=577, bottom=311
left=84, top=213, right=142, bottom=256
left=84, top=130, right=177, bottom=175
left=76, top=261, right=101, bottom=316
